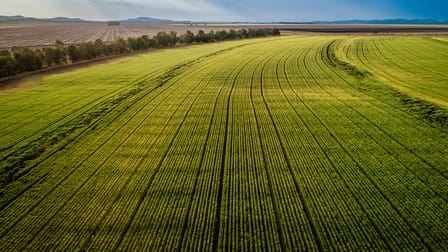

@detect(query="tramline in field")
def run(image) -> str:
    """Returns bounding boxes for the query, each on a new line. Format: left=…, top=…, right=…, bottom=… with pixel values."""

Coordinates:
left=0, top=35, right=447, bottom=250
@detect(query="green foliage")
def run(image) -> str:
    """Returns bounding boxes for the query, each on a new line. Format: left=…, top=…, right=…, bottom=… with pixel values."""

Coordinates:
left=180, top=30, right=195, bottom=44
left=0, top=50, right=12, bottom=57
left=0, top=28, right=280, bottom=79
left=0, top=56, right=16, bottom=77
left=67, top=45, right=81, bottom=63
left=326, top=44, right=370, bottom=79
left=328, top=38, right=448, bottom=128
left=10, top=46, right=43, bottom=72
left=0, top=39, right=253, bottom=188
left=43, top=47, right=56, bottom=66
left=1, top=36, right=446, bottom=251
left=107, top=21, right=120, bottom=26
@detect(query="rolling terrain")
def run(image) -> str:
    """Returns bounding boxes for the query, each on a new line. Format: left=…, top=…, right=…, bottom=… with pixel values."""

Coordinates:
left=0, top=35, right=447, bottom=250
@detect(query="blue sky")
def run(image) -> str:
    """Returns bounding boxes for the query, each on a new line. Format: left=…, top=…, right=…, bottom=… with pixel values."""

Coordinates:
left=2, top=0, right=447, bottom=21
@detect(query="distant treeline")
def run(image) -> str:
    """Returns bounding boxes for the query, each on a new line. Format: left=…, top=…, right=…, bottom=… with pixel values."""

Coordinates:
left=107, top=21, right=121, bottom=26
left=0, top=28, right=280, bottom=78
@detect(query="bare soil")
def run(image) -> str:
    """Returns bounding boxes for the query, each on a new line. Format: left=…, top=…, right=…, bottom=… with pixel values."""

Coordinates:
left=0, top=22, right=223, bottom=49
left=1, top=21, right=447, bottom=50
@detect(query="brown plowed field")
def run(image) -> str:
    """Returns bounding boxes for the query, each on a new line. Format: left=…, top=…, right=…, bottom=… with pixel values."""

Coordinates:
left=1, top=21, right=447, bottom=50
left=0, top=22, right=221, bottom=49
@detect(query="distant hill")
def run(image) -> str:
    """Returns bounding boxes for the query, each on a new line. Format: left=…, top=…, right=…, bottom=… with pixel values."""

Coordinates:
left=48, top=17, right=86, bottom=22
left=0, top=15, right=30, bottom=21
left=0, top=15, right=89, bottom=23
left=122, top=17, right=174, bottom=23
left=0, top=15, right=173, bottom=24
left=0, top=15, right=446, bottom=25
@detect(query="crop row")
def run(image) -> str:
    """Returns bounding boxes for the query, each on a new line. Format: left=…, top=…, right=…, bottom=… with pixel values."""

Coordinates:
left=1, top=35, right=447, bottom=250
left=337, top=36, right=448, bottom=108
left=0, top=50, right=228, bottom=250
left=301, top=38, right=448, bottom=249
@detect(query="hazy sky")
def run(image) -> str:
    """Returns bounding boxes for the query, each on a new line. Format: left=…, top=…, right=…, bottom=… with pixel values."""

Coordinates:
left=2, top=0, right=447, bottom=21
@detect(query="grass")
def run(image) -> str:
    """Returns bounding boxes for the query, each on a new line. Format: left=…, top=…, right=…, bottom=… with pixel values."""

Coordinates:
left=0, top=25, right=35, bottom=29
left=0, top=39, right=261, bottom=186
left=335, top=36, right=448, bottom=108
left=0, top=35, right=447, bottom=251
left=432, top=36, right=448, bottom=42
left=332, top=36, right=448, bottom=127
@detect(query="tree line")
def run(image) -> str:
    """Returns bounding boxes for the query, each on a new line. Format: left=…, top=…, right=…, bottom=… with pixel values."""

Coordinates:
left=0, top=28, right=280, bottom=78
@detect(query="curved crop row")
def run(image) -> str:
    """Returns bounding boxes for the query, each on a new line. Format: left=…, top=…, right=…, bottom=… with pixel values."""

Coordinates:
left=0, top=35, right=447, bottom=251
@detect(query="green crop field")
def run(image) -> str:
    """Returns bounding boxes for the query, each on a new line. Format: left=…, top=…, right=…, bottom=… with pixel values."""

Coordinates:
left=1, top=35, right=447, bottom=251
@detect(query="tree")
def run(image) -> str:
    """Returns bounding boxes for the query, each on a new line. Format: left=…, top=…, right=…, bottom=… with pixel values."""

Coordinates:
left=0, top=56, right=17, bottom=77
left=44, top=47, right=56, bottom=66
left=248, top=29, right=257, bottom=38
left=34, top=49, right=45, bottom=69
left=114, top=38, right=128, bottom=54
left=0, top=50, right=12, bottom=57
left=140, top=35, right=152, bottom=49
left=207, top=30, right=216, bottom=42
left=228, top=29, right=237, bottom=40
left=237, top=29, right=249, bottom=39
left=55, top=39, right=64, bottom=48
left=273, top=28, right=281, bottom=36
left=136, top=37, right=146, bottom=50
left=107, top=21, right=120, bottom=26
left=154, top=32, right=170, bottom=47
left=169, top=31, right=178, bottom=46
left=147, top=38, right=157, bottom=48
left=78, top=42, right=98, bottom=60
left=195, top=30, right=207, bottom=43
left=67, top=45, right=81, bottom=63
left=94, top=39, right=105, bottom=56
left=127, top=37, right=138, bottom=51
left=54, top=40, right=67, bottom=64
left=180, top=30, right=195, bottom=44
left=11, top=46, right=43, bottom=72
left=215, top=30, right=228, bottom=41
